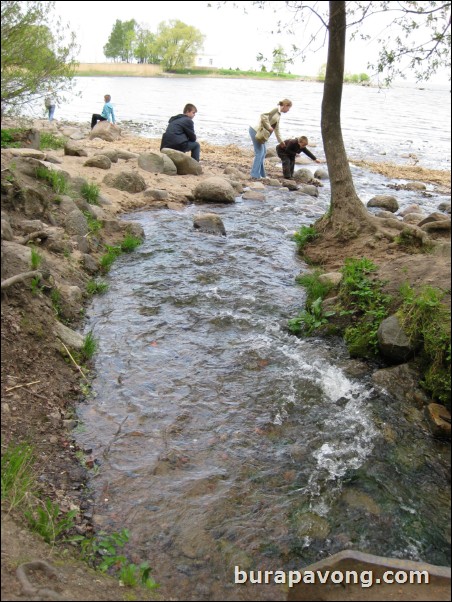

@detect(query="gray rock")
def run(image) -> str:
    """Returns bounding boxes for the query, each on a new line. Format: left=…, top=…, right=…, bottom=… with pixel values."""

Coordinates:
left=89, top=121, right=121, bottom=142
left=193, top=177, right=236, bottom=204
left=314, top=168, right=329, bottom=180
left=143, top=189, right=170, bottom=201
left=161, top=148, right=202, bottom=175
left=377, top=315, right=416, bottom=363
left=64, top=209, right=89, bottom=236
left=103, top=171, right=147, bottom=193
left=367, top=195, right=399, bottom=213
left=53, top=321, right=84, bottom=350
left=84, top=155, right=112, bottom=169
left=94, top=149, right=118, bottom=163
left=193, top=213, right=226, bottom=236
left=64, top=142, right=88, bottom=157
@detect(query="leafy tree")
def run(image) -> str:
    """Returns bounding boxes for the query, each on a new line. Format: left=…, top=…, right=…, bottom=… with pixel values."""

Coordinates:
left=103, top=20, right=123, bottom=61
left=134, top=25, right=159, bottom=64
left=272, top=44, right=289, bottom=73
left=103, top=19, right=137, bottom=62
left=246, top=0, right=450, bottom=241
left=155, top=20, right=205, bottom=70
left=1, top=0, right=78, bottom=115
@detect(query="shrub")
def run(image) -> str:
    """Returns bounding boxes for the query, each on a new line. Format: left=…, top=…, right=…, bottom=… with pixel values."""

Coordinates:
left=340, top=258, right=392, bottom=356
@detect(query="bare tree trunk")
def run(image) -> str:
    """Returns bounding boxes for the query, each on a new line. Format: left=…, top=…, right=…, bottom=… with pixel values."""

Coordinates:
left=321, top=0, right=373, bottom=234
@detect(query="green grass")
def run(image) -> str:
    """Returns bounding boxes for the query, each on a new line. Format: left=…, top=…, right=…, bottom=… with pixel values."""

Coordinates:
left=39, top=132, right=67, bottom=150
left=81, top=182, right=100, bottom=205
left=24, top=499, right=77, bottom=544
left=50, top=288, right=63, bottom=318
left=86, top=279, right=109, bottom=295
left=1, top=442, right=36, bottom=512
left=35, top=166, right=70, bottom=194
left=120, top=233, right=142, bottom=253
left=81, top=331, right=97, bottom=361
left=292, top=225, right=318, bottom=251
left=82, top=211, right=103, bottom=234
left=340, top=258, right=392, bottom=357
left=30, top=246, right=43, bottom=270
left=398, top=283, right=451, bottom=406
left=295, top=271, right=333, bottom=306
left=100, top=233, right=143, bottom=273
left=100, top=245, right=122, bottom=273
left=1, top=128, right=24, bottom=148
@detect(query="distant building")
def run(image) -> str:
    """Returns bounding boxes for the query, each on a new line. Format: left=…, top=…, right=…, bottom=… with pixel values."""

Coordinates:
left=195, top=54, right=217, bottom=68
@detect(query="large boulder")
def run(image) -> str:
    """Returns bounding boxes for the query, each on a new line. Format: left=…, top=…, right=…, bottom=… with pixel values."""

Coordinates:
left=89, top=121, right=121, bottom=142
left=161, top=148, right=203, bottom=175
left=138, top=152, right=177, bottom=175
left=193, top=177, right=236, bottom=204
left=367, top=195, right=399, bottom=213
left=377, top=315, right=416, bottom=363
left=103, top=171, right=147, bottom=193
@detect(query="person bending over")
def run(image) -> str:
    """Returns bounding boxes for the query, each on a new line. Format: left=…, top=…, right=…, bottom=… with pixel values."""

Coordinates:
left=276, top=136, right=320, bottom=180
left=160, top=103, right=200, bottom=162
left=91, top=94, right=116, bottom=129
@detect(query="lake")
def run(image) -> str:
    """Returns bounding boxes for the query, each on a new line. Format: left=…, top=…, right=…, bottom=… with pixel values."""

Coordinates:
left=32, top=76, right=451, bottom=172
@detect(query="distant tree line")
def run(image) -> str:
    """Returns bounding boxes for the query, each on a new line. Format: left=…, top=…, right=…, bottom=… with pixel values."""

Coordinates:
left=103, top=19, right=205, bottom=71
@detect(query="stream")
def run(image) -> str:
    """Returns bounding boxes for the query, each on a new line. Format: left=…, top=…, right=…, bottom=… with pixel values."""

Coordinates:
left=76, top=163, right=451, bottom=600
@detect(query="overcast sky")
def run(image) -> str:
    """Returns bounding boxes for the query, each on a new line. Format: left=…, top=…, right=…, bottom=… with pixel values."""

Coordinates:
left=52, top=0, right=449, bottom=83
left=51, top=1, right=363, bottom=76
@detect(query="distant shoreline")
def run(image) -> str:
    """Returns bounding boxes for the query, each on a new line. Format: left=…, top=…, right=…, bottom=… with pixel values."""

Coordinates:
left=74, top=62, right=317, bottom=82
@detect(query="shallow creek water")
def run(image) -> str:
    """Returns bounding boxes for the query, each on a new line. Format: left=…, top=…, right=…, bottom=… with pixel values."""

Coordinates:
left=77, top=166, right=450, bottom=601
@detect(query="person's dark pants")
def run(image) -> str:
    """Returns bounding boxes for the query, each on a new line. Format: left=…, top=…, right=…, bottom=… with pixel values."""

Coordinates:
left=91, top=114, right=107, bottom=129
left=185, top=141, right=201, bottom=162
left=278, top=151, right=295, bottom=179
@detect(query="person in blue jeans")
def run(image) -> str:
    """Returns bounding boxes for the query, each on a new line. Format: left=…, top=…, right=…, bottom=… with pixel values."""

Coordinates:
left=249, top=99, right=292, bottom=179
left=44, top=93, right=56, bottom=122
left=160, top=103, right=200, bottom=162
left=91, top=94, right=116, bottom=129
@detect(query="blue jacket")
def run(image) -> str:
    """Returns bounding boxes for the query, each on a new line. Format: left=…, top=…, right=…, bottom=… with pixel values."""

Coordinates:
left=101, top=101, right=116, bottom=124
left=160, top=114, right=196, bottom=152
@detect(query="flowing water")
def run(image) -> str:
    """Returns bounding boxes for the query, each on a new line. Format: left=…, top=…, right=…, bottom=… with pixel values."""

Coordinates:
left=66, top=77, right=452, bottom=600
left=76, top=158, right=451, bottom=599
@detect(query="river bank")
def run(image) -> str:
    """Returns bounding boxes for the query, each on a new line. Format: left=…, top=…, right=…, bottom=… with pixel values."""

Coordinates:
left=74, top=62, right=311, bottom=81
left=1, top=118, right=450, bottom=600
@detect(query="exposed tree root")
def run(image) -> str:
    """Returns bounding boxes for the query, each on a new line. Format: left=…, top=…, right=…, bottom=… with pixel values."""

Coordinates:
left=1, top=270, right=42, bottom=290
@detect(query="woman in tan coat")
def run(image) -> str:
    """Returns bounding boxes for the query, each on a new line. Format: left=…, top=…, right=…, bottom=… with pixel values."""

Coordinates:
left=249, top=99, right=292, bottom=179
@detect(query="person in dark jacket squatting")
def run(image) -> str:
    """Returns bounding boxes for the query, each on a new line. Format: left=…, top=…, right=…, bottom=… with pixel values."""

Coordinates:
left=160, top=103, right=200, bottom=161
left=276, top=136, right=321, bottom=180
